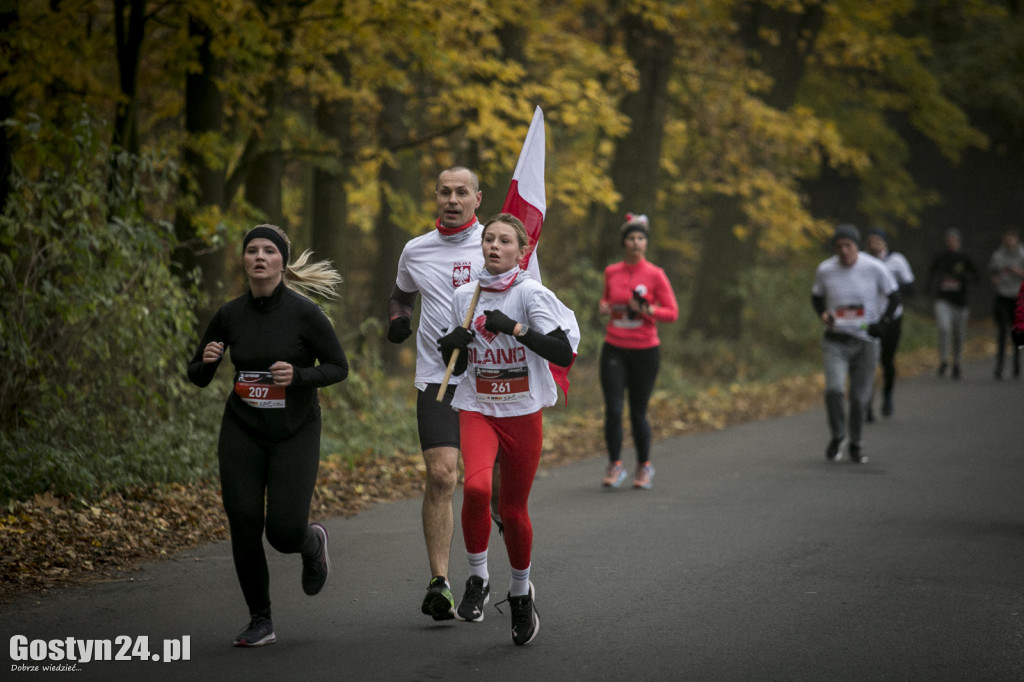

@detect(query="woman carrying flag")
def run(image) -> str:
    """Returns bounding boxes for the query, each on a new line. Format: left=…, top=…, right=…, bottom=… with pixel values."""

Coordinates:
left=437, top=213, right=577, bottom=646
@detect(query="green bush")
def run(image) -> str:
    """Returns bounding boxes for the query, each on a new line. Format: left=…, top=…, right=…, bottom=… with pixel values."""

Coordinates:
left=0, top=111, right=215, bottom=502
left=318, top=317, right=420, bottom=464
left=667, top=254, right=822, bottom=385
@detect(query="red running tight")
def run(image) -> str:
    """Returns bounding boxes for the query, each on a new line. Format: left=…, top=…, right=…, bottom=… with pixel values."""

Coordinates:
left=459, top=410, right=542, bottom=570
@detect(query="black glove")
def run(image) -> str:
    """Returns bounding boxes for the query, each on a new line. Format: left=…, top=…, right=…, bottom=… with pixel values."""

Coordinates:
left=438, top=326, right=474, bottom=356
left=387, top=317, right=412, bottom=343
left=483, top=309, right=518, bottom=336
left=867, top=319, right=889, bottom=338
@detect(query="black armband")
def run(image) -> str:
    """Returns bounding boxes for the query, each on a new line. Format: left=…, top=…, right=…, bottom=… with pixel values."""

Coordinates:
left=517, top=327, right=573, bottom=367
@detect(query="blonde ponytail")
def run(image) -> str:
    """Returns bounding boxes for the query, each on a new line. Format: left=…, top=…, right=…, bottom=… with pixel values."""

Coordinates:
left=286, top=249, right=343, bottom=300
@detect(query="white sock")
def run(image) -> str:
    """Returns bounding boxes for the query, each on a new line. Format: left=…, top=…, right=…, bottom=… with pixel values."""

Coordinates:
left=509, top=564, right=531, bottom=597
left=467, top=550, right=488, bottom=585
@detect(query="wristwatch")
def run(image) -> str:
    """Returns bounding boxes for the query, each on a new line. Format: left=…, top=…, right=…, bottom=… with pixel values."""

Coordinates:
left=515, top=323, right=530, bottom=338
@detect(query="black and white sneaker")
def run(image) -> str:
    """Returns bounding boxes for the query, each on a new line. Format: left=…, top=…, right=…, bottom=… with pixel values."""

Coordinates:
left=456, top=576, right=490, bottom=622
left=849, top=444, right=868, bottom=464
left=233, top=612, right=276, bottom=647
left=301, top=523, right=330, bottom=595
left=506, top=582, right=540, bottom=646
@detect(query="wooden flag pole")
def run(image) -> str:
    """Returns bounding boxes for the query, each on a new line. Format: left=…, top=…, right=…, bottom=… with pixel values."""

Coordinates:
left=436, top=282, right=482, bottom=402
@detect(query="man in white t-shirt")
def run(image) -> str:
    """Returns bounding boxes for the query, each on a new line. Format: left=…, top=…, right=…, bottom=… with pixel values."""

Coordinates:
left=987, top=229, right=1024, bottom=379
left=387, top=166, right=486, bottom=620
left=811, top=224, right=900, bottom=464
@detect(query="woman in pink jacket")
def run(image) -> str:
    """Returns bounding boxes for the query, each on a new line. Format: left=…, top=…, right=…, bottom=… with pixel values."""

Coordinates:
left=598, top=214, right=679, bottom=489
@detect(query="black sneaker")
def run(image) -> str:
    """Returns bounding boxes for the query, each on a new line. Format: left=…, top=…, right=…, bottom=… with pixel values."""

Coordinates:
left=849, top=444, right=868, bottom=464
left=301, top=523, right=330, bottom=595
left=826, top=438, right=843, bottom=462
left=881, top=395, right=893, bottom=417
left=421, top=576, right=455, bottom=620
left=952, top=364, right=961, bottom=380
left=506, top=582, right=540, bottom=646
left=233, top=611, right=276, bottom=647
left=456, top=576, right=490, bottom=622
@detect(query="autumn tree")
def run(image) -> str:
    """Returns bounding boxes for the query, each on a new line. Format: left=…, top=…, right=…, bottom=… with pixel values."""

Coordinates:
left=686, top=0, right=826, bottom=339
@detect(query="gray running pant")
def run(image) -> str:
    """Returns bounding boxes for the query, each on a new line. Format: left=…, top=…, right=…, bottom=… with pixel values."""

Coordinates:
left=822, top=333, right=879, bottom=447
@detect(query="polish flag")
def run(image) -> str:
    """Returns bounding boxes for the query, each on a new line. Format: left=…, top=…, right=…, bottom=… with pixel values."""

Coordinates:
left=501, top=106, right=546, bottom=277
left=501, top=106, right=578, bottom=400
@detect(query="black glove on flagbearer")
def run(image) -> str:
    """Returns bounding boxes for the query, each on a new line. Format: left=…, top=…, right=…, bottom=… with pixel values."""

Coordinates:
left=483, top=309, right=517, bottom=336
left=438, top=326, right=474, bottom=355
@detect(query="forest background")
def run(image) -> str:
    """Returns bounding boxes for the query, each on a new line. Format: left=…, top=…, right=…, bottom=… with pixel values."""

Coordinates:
left=1, top=0, right=1023, bottom=513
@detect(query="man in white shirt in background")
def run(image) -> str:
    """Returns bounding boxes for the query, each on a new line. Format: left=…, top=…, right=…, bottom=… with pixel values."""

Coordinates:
left=812, top=224, right=900, bottom=464
left=865, top=228, right=915, bottom=418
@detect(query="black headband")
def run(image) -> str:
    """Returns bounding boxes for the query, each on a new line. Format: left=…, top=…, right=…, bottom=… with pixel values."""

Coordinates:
left=242, top=226, right=289, bottom=265
left=620, top=223, right=649, bottom=245
left=620, top=213, right=650, bottom=244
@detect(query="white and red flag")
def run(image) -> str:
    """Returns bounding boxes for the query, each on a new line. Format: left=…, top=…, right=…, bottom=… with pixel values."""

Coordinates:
left=501, top=106, right=546, bottom=278
left=501, top=106, right=579, bottom=399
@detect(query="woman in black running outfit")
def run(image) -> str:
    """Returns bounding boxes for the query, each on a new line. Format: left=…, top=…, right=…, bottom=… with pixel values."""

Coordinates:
left=187, top=224, right=348, bottom=647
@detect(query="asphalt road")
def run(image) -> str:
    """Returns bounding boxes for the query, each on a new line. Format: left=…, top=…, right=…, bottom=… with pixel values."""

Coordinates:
left=5, top=359, right=1024, bottom=681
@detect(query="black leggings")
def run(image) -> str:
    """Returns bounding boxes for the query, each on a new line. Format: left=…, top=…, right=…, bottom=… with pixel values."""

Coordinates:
left=217, top=411, right=322, bottom=614
left=600, top=342, right=660, bottom=464
left=877, top=315, right=903, bottom=397
left=994, top=295, right=1020, bottom=375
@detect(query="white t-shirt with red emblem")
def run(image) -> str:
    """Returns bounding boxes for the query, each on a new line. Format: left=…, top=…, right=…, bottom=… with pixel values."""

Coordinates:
left=395, top=223, right=485, bottom=387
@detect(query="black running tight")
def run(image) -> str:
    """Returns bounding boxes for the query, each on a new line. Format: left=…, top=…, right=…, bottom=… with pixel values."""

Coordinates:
left=600, top=342, right=661, bottom=464
left=878, top=315, right=903, bottom=397
left=217, top=411, right=322, bottom=614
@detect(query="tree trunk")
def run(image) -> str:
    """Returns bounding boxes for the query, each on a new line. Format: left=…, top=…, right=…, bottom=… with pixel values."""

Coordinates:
left=595, top=11, right=676, bottom=267
left=374, top=83, right=420, bottom=364
left=686, top=193, right=755, bottom=339
left=311, top=51, right=353, bottom=280
left=173, top=15, right=226, bottom=320
left=245, top=151, right=285, bottom=228
left=112, top=0, right=145, bottom=154
left=0, top=4, right=17, bottom=214
left=687, top=0, right=825, bottom=339
left=240, top=3, right=299, bottom=232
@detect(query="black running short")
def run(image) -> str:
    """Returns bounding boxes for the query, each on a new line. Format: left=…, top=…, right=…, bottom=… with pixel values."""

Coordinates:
left=416, top=383, right=460, bottom=451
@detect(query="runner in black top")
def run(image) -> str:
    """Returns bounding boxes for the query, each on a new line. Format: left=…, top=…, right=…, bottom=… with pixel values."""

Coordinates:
left=187, top=224, right=348, bottom=647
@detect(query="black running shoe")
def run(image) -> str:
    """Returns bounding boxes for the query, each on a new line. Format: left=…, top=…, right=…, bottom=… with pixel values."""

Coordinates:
left=826, top=438, right=843, bottom=462
left=456, top=576, right=490, bottom=622
left=301, top=523, right=330, bottom=595
left=507, top=582, right=540, bottom=645
left=233, top=612, right=276, bottom=647
left=421, top=576, right=455, bottom=620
